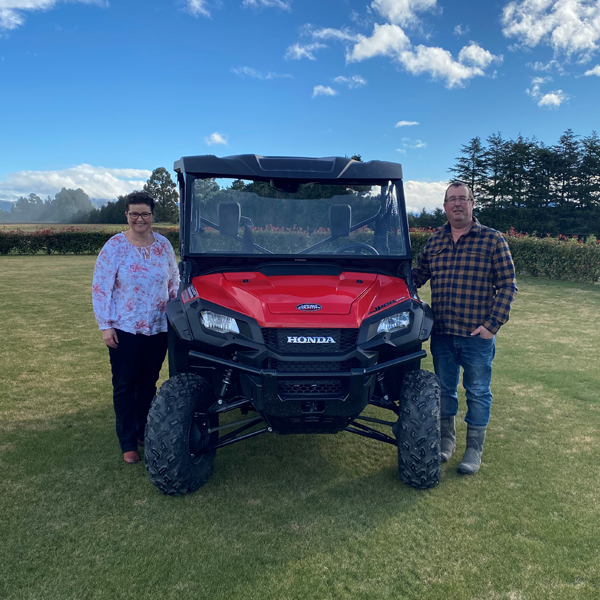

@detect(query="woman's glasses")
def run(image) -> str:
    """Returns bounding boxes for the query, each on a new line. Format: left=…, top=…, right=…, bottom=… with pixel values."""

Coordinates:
left=128, top=212, right=153, bottom=220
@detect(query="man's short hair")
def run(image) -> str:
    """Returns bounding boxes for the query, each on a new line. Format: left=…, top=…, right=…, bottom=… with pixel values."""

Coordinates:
left=444, top=181, right=474, bottom=203
left=125, top=190, right=155, bottom=213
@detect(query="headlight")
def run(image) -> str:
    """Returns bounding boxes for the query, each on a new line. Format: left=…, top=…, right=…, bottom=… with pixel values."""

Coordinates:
left=376, top=311, right=411, bottom=334
left=200, top=310, right=240, bottom=334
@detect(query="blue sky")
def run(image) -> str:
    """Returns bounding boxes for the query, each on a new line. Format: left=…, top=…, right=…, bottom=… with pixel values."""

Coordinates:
left=1, top=0, right=599, bottom=212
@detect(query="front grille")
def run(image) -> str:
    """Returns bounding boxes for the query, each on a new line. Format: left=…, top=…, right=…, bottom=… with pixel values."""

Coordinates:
left=262, top=328, right=358, bottom=354
left=266, top=358, right=361, bottom=372
left=278, top=379, right=347, bottom=399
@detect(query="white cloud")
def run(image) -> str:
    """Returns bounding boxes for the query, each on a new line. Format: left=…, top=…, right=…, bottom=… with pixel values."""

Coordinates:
left=528, top=58, right=565, bottom=73
left=584, top=64, right=600, bottom=75
left=526, top=75, right=547, bottom=98
left=526, top=75, right=568, bottom=107
left=232, top=66, right=261, bottom=78
left=502, top=0, right=600, bottom=60
left=311, top=27, right=360, bottom=42
left=231, top=66, right=292, bottom=79
left=454, top=24, right=470, bottom=37
left=0, top=165, right=151, bottom=202
left=347, top=25, right=501, bottom=87
left=242, top=0, right=291, bottom=9
left=312, top=85, right=337, bottom=98
left=400, top=137, right=427, bottom=149
left=371, top=0, right=437, bottom=27
left=0, top=7, right=23, bottom=29
left=0, top=1, right=106, bottom=30
left=458, top=42, right=502, bottom=69
left=285, top=42, right=326, bottom=60
left=403, top=180, right=448, bottom=214
left=346, top=23, right=411, bottom=62
left=185, top=0, right=210, bottom=17
left=395, top=120, right=419, bottom=127
left=349, top=8, right=372, bottom=28
left=538, top=89, right=568, bottom=107
left=333, top=75, right=367, bottom=88
left=399, top=45, right=485, bottom=88
left=205, top=132, right=228, bottom=145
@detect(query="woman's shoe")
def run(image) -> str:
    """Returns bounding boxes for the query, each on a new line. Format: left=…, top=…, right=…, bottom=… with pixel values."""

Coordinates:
left=123, top=450, right=140, bottom=464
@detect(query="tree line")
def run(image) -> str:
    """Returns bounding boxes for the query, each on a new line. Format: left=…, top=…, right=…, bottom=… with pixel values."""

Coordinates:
left=0, top=168, right=179, bottom=224
left=444, top=129, right=600, bottom=235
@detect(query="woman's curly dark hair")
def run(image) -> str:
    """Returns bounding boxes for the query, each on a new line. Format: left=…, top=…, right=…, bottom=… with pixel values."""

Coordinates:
left=125, top=190, right=155, bottom=213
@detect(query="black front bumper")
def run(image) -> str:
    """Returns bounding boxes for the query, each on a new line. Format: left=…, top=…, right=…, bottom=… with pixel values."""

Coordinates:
left=189, top=348, right=426, bottom=433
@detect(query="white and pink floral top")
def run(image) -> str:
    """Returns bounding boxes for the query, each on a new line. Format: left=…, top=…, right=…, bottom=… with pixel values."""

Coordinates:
left=92, top=232, right=180, bottom=335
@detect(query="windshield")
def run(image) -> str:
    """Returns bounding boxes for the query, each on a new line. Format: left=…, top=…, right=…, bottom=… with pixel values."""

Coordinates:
left=185, top=178, right=409, bottom=258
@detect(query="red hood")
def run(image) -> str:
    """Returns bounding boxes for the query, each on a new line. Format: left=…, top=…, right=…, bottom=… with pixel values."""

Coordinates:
left=190, top=272, right=410, bottom=328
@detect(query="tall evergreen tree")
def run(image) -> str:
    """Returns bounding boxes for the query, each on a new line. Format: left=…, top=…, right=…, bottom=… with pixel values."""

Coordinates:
left=552, top=129, right=581, bottom=208
left=448, top=137, right=487, bottom=198
left=528, top=144, right=556, bottom=210
left=501, top=136, right=535, bottom=209
left=481, top=132, right=507, bottom=211
left=577, top=132, right=600, bottom=210
left=144, top=167, right=179, bottom=223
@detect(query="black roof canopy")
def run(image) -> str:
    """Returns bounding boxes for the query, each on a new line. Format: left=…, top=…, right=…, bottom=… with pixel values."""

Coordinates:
left=174, top=154, right=403, bottom=184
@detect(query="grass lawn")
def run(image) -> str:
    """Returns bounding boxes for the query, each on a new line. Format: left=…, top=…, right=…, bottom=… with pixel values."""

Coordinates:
left=0, top=256, right=599, bottom=600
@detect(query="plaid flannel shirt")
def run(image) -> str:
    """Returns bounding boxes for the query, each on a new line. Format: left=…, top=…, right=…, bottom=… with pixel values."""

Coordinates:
left=412, top=218, right=517, bottom=336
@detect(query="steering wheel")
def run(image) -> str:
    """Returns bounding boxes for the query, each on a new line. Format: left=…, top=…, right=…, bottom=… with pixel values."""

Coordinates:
left=334, top=243, right=380, bottom=256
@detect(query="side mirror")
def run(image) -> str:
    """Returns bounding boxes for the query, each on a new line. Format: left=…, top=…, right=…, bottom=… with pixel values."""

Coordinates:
left=329, top=204, right=351, bottom=239
left=217, top=202, right=241, bottom=237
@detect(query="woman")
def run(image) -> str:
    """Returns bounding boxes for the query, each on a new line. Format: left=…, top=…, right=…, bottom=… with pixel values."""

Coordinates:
left=92, top=191, right=180, bottom=464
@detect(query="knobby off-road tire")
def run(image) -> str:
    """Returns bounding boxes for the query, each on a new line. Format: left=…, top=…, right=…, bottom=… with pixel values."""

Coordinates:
left=395, top=369, right=441, bottom=490
left=145, top=374, right=218, bottom=495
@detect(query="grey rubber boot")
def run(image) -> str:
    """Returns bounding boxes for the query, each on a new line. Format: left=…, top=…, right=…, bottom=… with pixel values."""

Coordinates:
left=457, top=425, right=487, bottom=474
left=440, top=416, right=456, bottom=463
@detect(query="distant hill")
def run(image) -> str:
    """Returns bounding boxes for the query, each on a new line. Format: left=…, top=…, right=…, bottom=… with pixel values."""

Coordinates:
left=0, top=200, right=13, bottom=212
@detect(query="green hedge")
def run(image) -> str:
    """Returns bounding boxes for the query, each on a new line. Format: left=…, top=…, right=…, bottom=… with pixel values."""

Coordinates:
left=0, top=228, right=111, bottom=255
left=0, top=227, right=178, bottom=256
left=506, top=233, right=600, bottom=284
left=2, top=227, right=599, bottom=284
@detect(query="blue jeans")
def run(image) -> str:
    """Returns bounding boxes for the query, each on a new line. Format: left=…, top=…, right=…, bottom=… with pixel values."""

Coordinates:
left=430, top=333, right=496, bottom=427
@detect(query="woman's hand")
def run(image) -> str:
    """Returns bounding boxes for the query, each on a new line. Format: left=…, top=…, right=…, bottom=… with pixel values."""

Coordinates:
left=102, top=328, right=119, bottom=348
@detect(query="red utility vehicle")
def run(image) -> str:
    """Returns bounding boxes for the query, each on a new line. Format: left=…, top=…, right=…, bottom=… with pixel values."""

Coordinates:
left=145, top=155, right=441, bottom=495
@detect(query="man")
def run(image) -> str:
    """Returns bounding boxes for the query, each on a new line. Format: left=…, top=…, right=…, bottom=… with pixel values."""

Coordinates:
left=412, top=182, right=517, bottom=474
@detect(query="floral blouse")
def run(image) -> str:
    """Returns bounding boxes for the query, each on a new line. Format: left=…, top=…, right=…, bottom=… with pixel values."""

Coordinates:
left=92, top=232, right=180, bottom=335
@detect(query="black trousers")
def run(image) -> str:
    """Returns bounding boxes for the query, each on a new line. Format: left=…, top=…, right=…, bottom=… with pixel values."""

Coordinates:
left=108, top=330, right=168, bottom=453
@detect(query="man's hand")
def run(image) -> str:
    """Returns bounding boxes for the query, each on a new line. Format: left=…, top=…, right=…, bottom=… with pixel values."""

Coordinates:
left=470, top=325, right=495, bottom=339
left=102, top=328, right=119, bottom=348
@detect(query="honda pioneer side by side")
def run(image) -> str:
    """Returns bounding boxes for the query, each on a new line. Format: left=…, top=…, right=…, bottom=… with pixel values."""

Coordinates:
left=144, top=154, right=441, bottom=495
